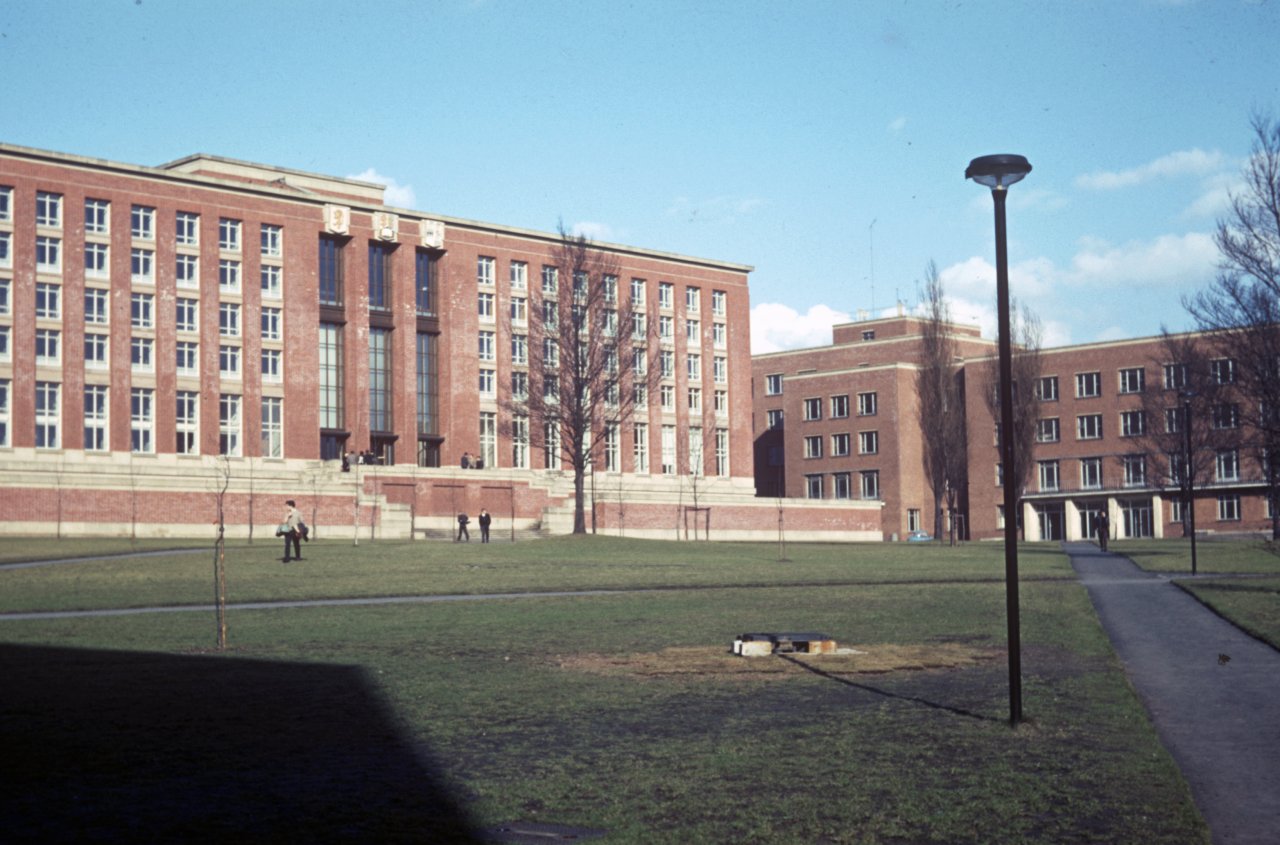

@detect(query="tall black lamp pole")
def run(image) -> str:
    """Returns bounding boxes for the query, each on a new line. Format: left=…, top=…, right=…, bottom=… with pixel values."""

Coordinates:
left=1181, top=393, right=1198, bottom=576
left=966, top=153, right=1033, bottom=726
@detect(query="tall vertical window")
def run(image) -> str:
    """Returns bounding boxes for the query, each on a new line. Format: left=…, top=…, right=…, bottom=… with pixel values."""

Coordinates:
left=541, top=265, right=558, bottom=296
left=369, top=327, right=391, bottom=431
left=261, top=307, right=282, bottom=341
left=36, top=283, right=61, bottom=320
left=689, top=426, right=704, bottom=477
left=85, top=333, right=109, bottom=369
left=0, top=232, right=10, bottom=269
left=477, top=256, right=495, bottom=286
left=37, top=328, right=61, bottom=364
left=479, top=411, right=497, bottom=468
left=218, top=344, right=240, bottom=379
left=260, top=224, right=283, bottom=257
left=131, top=293, right=155, bottom=329
left=84, top=385, right=108, bottom=451
left=260, top=264, right=282, bottom=298
left=415, top=249, right=434, bottom=315
left=261, top=348, right=282, bottom=382
left=36, top=236, right=61, bottom=272
left=35, top=381, right=60, bottom=449
left=176, top=341, right=198, bottom=376
left=0, top=186, right=10, bottom=222
left=176, top=390, right=199, bottom=455
left=319, top=236, right=344, bottom=306
left=130, top=388, right=154, bottom=454
left=1038, top=460, right=1060, bottom=492
left=715, top=428, right=729, bottom=477
left=510, top=260, right=528, bottom=289
left=218, top=302, right=240, bottom=336
left=219, top=218, right=242, bottom=252
left=176, top=211, right=200, bottom=246
left=512, top=416, right=530, bottom=469
left=218, top=259, right=240, bottom=292
left=176, top=298, right=198, bottom=333
left=131, top=205, right=155, bottom=240
left=37, top=192, right=63, bottom=228
left=685, top=286, right=700, bottom=312
left=85, top=198, right=110, bottom=233
left=84, top=288, right=108, bottom=324
left=176, top=254, right=199, bottom=288
left=219, top=394, right=241, bottom=456
left=319, top=323, right=344, bottom=429
left=661, top=425, right=676, bottom=475
left=85, top=242, right=109, bottom=278
left=634, top=423, right=649, bottom=473
left=416, top=332, right=437, bottom=435
left=0, top=378, right=10, bottom=447
left=368, top=242, right=393, bottom=310
left=712, top=289, right=727, bottom=316
left=860, top=470, right=881, bottom=500
left=261, top=396, right=283, bottom=458
left=132, top=248, right=155, bottom=284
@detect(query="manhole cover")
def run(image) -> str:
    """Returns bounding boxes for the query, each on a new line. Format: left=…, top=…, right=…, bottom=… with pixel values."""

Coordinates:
left=481, top=820, right=607, bottom=843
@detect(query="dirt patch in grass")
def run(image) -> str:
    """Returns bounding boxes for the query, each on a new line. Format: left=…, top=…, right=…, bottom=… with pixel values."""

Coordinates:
left=556, top=643, right=1001, bottom=680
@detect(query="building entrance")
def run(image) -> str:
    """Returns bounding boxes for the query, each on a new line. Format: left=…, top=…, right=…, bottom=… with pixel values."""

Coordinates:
left=1120, top=498, right=1153, bottom=538
left=1035, top=503, right=1065, bottom=541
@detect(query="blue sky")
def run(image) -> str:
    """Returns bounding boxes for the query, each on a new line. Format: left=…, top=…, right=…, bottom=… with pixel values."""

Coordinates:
left=3, top=0, right=1278, bottom=352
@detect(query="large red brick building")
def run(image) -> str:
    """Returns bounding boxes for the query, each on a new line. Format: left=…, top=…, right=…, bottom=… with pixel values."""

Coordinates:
left=753, top=316, right=1274, bottom=541
left=0, top=142, right=886, bottom=539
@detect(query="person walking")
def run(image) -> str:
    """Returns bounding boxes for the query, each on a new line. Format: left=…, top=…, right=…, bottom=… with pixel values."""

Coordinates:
left=478, top=508, right=491, bottom=543
left=1095, top=511, right=1110, bottom=551
left=282, top=499, right=303, bottom=562
left=456, top=512, right=470, bottom=542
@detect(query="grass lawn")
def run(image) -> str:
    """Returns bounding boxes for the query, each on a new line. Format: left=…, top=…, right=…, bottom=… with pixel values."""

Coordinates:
left=0, top=537, right=1208, bottom=844
left=1177, top=577, right=1280, bottom=650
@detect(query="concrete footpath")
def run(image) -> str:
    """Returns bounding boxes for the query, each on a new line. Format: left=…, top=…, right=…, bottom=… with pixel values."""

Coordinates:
left=1064, top=541, right=1280, bottom=845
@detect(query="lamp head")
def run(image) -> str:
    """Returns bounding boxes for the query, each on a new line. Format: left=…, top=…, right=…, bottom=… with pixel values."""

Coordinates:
left=966, top=154, right=1032, bottom=190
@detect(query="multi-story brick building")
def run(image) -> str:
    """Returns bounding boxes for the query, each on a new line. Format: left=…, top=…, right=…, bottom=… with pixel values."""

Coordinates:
left=2, top=142, right=886, bottom=539
left=753, top=316, right=1273, bottom=541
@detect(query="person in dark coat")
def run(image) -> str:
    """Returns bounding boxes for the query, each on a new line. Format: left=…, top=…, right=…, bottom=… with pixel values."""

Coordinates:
left=1095, top=512, right=1110, bottom=551
left=456, top=512, right=470, bottom=542
left=478, top=509, right=491, bottom=543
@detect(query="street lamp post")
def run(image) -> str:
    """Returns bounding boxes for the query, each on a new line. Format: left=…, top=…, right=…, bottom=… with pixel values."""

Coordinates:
left=1181, top=394, right=1199, bottom=575
left=966, top=153, right=1033, bottom=727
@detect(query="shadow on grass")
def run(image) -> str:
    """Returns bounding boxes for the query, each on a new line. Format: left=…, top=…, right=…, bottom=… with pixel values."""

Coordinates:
left=777, top=654, right=997, bottom=723
left=1, top=644, right=482, bottom=843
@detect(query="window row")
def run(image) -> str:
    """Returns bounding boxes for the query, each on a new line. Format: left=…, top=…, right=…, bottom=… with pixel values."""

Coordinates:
left=1037, top=359, right=1239, bottom=402
left=804, top=470, right=880, bottom=500
left=802, top=431, right=880, bottom=458
left=1036, top=404, right=1242, bottom=443
left=801, top=392, right=878, bottom=420
left=475, top=257, right=728, bottom=316
left=1029, top=449, right=1248, bottom=493
left=319, top=236, right=436, bottom=316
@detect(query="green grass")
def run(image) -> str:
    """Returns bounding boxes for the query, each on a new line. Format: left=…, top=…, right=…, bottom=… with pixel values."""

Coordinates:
left=1178, top=577, right=1280, bottom=649
left=0, top=535, right=213, bottom=565
left=0, top=537, right=1208, bottom=844
left=1112, top=537, right=1280, bottom=575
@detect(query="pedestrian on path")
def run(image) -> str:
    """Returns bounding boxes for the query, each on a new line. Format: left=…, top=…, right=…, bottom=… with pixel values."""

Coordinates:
left=456, top=512, right=470, bottom=542
left=281, top=499, right=303, bottom=562
left=479, top=509, right=491, bottom=543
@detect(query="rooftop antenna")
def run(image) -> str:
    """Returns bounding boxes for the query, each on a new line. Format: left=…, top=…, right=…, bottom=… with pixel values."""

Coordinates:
left=868, top=218, right=877, bottom=317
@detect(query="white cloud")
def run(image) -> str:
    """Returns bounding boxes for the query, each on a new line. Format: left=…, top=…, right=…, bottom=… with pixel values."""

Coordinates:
left=750, top=302, right=850, bottom=354
left=347, top=168, right=417, bottom=208
left=570, top=221, right=615, bottom=241
left=1065, top=231, right=1216, bottom=289
left=1075, top=148, right=1226, bottom=190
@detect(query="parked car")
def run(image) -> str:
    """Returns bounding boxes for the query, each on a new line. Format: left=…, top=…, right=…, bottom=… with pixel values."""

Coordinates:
left=906, top=530, right=933, bottom=542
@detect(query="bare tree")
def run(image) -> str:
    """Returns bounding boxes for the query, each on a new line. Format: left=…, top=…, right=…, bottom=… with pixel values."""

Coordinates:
left=518, top=224, right=655, bottom=533
left=212, top=456, right=230, bottom=650
left=915, top=261, right=967, bottom=543
left=1185, top=112, right=1280, bottom=538
left=982, top=302, right=1044, bottom=539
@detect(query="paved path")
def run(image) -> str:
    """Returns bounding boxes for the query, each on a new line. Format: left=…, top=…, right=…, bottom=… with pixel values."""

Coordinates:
left=1064, top=541, right=1280, bottom=845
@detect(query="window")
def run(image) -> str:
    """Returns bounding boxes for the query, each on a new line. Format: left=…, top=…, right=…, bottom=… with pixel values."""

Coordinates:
left=176, top=341, right=199, bottom=376
left=131, top=248, right=155, bottom=283
left=660, top=384, right=675, bottom=410
left=319, top=236, right=344, bottom=306
left=83, top=385, right=108, bottom=451
left=1123, top=455, right=1147, bottom=487
left=36, top=328, right=61, bottom=364
left=84, top=288, right=108, bottom=324
left=0, top=186, right=12, bottom=222
left=859, top=430, right=879, bottom=455
left=0, top=378, right=8, bottom=447
left=630, top=423, right=649, bottom=473
left=1218, top=494, right=1241, bottom=521
left=714, top=389, right=728, bottom=414
left=131, top=205, right=155, bottom=240
left=369, top=327, right=392, bottom=430
left=368, top=243, right=392, bottom=310
left=834, top=472, right=852, bottom=499
left=857, top=391, right=878, bottom=416
left=633, top=382, right=648, bottom=408
left=541, top=265, right=558, bottom=295
left=480, top=412, right=497, bottom=468
left=478, top=292, right=495, bottom=321
left=0, top=325, right=8, bottom=361
left=544, top=421, right=562, bottom=469
left=261, top=307, right=282, bottom=341
left=688, top=386, right=702, bottom=412
left=0, top=277, right=7, bottom=314
left=658, top=282, right=674, bottom=309
left=261, top=396, right=283, bottom=458
left=0, top=232, right=9, bottom=269
left=715, top=428, right=729, bottom=477
left=767, top=409, right=784, bottom=429
left=84, top=333, right=109, bottom=369
left=35, top=381, right=60, bottom=449
left=478, top=330, right=496, bottom=362
left=510, top=370, right=529, bottom=402
left=831, top=432, right=851, bottom=457
left=176, top=254, right=199, bottom=288
left=1120, top=410, right=1146, bottom=437
left=830, top=394, right=849, bottom=419
left=806, top=474, right=823, bottom=499
left=686, top=286, right=700, bottom=312
left=1169, top=452, right=1188, bottom=484
left=176, top=212, right=200, bottom=246
left=477, top=256, right=495, bottom=286
left=1037, top=418, right=1060, bottom=443
left=713, top=356, right=727, bottom=383
left=260, top=224, right=283, bottom=258
left=686, top=318, right=700, bottom=343
left=1077, top=414, right=1102, bottom=440
left=478, top=368, right=496, bottom=397
left=711, top=289, right=726, bottom=316
left=1163, top=363, right=1189, bottom=390
left=713, top=322, right=726, bottom=348
left=218, top=259, right=240, bottom=292
left=217, top=344, right=240, bottom=378
left=1119, top=367, right=1145, bottom=394
left=804, top=435, right=823, bottom=459
left=176, top=298, right=199, bottom=333
left=510, top=296, right=528, bottom=323
left=85, top=242, right=109, bottom=278
left=659, top=315, right=674, bottom=339
left=860, top=470, right=880, bottom=500
left=803, top=398, right=822, bottom=421
left=219, top=394, right=241, bottom=456
left=260, top=264, right=282, bottom=298
left=1216, top=449, right=1239, bottom=482
left=1081, top=457, right=1102, bottom=489
left=218, top=218, right=242, bottom=252
left=84, top=198, right=110, bottom=234
left=261, top=348, right=282, bottom=382
left=602, top=274, right=618, bottom=305
left=1210, top=358, right=1236, bottom=385
left=508, top=415, right=529, bottom=469
left=37, top=192, right=63, bottom=228
left=36, top=236, right=61, bottom=272
left=1076, top=372, right=1102, bottom=398
left=218, top=302, right=240, bottom=337
left=543, top=337, right=559, bottom=369
left=631, top=278, right=646, bottom=307
left=36, top=283, right=61, bottom=320
left=319, top=323, right=344, bottom=430
left=686, top=353, right=701, bottom=380
left=1211, top=403, right=1240, bottom=430
left=1038, top=460, right=1060, bottom=492
left=416, top=332, right=438, bottom=436
left=130, top=388, right=154, bottom=454
left=415, top=250, right=435, bottom=315
left=131, top=293, right=154, bottom=329
left=765, top=374, right=783, bottom=395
